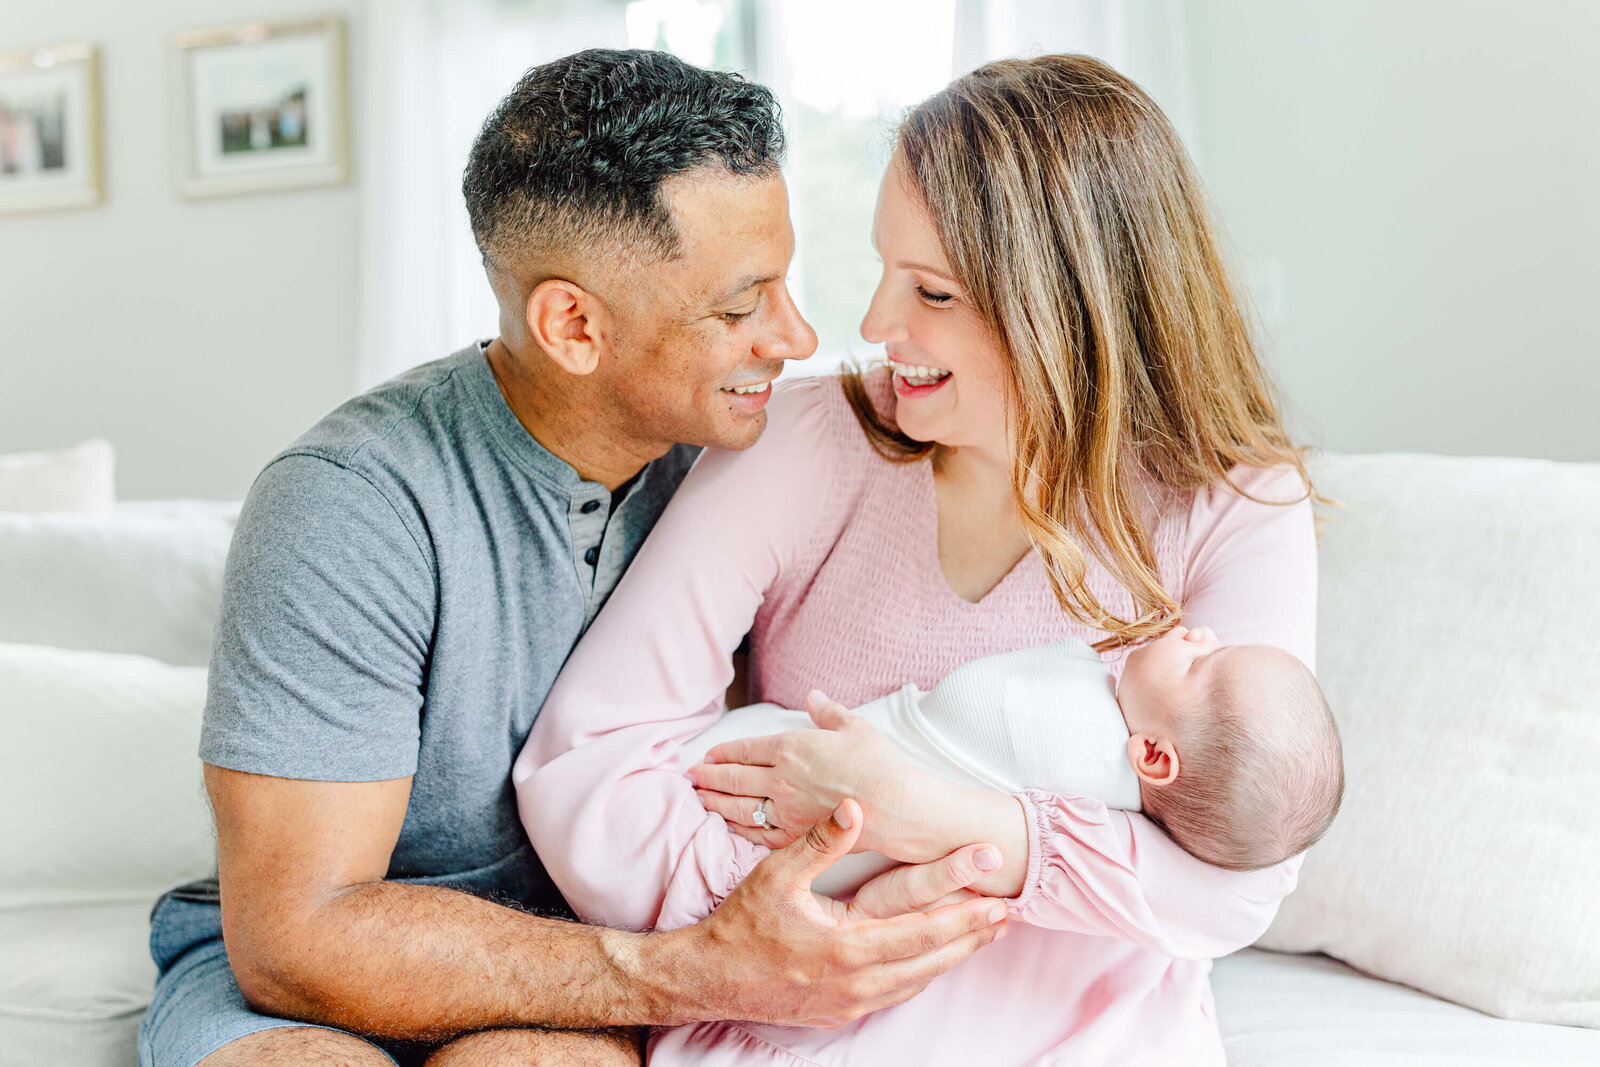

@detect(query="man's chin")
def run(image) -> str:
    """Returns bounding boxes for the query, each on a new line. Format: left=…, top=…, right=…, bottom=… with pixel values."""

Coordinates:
left=699, top=408, right=768, bottom=452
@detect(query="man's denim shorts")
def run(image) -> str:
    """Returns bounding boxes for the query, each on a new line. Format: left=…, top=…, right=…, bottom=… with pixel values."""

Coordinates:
left=138, top=890, right=435, bottom=1067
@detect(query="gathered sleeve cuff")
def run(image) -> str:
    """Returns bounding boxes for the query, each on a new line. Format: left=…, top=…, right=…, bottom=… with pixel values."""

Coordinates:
left=1006, top=789, right=1301, bottom=959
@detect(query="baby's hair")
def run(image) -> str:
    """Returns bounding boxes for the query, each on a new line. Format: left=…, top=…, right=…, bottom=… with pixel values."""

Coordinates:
left=1141, top=647, right=1343, bottom=871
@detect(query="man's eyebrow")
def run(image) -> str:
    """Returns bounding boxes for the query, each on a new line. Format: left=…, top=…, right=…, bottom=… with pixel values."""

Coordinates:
left=708, top=273, right=781, bottom=305
left=896, top=260, right=960, bottom=285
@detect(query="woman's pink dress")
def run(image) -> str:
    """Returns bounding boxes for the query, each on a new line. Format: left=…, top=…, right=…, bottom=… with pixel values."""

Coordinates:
left=515, top=372, right=1318, bottom=1065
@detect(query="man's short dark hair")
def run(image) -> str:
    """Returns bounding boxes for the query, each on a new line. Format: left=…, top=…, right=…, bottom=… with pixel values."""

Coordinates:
left=464, top=48, right=784, bottom=273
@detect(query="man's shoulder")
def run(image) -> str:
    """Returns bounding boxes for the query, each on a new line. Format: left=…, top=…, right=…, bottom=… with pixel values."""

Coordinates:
left=278, top=347, right=479, bottom=477
left=236, top=348, right=489, bottom=569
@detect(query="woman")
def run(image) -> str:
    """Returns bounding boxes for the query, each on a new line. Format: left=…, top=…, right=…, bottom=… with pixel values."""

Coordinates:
left=516, top=54, right=1317, bottom=1064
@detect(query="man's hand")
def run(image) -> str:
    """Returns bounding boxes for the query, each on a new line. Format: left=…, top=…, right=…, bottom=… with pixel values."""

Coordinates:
left=638, top=799, right=1008, bottom=1029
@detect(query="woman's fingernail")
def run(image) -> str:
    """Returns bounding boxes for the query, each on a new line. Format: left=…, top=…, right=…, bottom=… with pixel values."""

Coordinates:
left=832, top=802, right=853, bottom=830
left=995, top=922, right=1009, bottom=939
left=809, top=689, right=828, bottom=704
left=974, top=847, right=1000, bottom=871
left=986, top=903, right=1006, bottom=923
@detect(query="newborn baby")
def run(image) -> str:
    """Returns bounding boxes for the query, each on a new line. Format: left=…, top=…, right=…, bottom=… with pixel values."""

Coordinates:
left=681, top=625, right=1343, bottom=896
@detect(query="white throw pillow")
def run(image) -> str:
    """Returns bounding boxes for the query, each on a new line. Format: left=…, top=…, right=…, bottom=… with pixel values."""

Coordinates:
left=0, top=643, right=213, bottom=909
left=0, top=440, right=115, bottom=514
left=0, top=501, right=238, bottom=666
left=1258, top=452, right=1600, bottom=1028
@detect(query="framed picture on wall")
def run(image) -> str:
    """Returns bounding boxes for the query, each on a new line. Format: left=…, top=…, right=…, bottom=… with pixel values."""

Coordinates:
left=171, top=16, right=349, bottom=199
left=0, top=41, right=103, bottom=216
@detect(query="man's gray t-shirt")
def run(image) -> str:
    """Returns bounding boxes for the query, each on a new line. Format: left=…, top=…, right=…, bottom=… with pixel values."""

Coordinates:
left=197, top=343, right=699, bottom=907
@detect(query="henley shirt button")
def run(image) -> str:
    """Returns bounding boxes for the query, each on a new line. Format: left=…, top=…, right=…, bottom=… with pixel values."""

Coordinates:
left=584, top=546, right=599, bottom=567
left=580, top=499, right=601, bottom=514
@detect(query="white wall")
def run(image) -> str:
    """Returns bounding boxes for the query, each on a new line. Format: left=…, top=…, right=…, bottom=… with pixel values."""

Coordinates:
left=0, top=0, right=364, bottom=499
left=1184, top=0, right=1600, bottom=462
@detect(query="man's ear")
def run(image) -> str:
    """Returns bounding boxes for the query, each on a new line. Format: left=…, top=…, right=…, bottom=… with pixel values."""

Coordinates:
left=1127, top=734, right=1181, bottom=786
left=525, top=278, right=606, bottom=376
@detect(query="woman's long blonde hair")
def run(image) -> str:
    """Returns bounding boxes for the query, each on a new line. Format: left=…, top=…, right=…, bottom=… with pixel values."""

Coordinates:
left=846, top=54, right=1313, bottom=649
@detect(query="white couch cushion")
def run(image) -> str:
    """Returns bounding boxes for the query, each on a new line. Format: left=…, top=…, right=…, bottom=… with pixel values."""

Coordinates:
left=0, top=903, right=152, bottom=1067
left=0, top=440, right=115, bottom=515
left=1213, top=948, right=1600, bottom=1065
left=1258, top=453, right=1600, bottom=1027
left=0, top=501, right=238, bottom=667
left=0, top=643, right=213, bottom=909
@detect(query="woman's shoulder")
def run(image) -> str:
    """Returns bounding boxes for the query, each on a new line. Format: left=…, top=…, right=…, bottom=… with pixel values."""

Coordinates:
left=684, top=372, right=870, bottom=501
left=1181, top=461, right=1316, bottom=575
left=1187, top=461, right=1312, bottom=528
left=757, top=368, right=893, bottom=464
left=1201, top=461, right=1311, bottom=504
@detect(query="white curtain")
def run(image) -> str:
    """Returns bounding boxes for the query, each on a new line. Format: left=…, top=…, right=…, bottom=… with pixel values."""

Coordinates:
left=955, top=0, right=1198, bottom=154
left=357, top=1, right=630, bottom=388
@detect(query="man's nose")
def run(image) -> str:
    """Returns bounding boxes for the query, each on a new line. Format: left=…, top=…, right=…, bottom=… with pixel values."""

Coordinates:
left=761, top=287, right=818, bottom=363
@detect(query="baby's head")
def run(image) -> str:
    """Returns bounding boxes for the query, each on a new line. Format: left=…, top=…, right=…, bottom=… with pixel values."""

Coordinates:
left=1115, top=624, right=1343, bottom=871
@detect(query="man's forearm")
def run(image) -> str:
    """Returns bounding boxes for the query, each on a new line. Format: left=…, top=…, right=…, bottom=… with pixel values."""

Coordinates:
left=231, top=879, right=704, bottom=1040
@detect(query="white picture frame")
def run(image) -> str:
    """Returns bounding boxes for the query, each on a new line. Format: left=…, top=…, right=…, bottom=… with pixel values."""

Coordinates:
left=170, top=16, right=349, bottom=199
left=0, top=41, right=104, bottom=216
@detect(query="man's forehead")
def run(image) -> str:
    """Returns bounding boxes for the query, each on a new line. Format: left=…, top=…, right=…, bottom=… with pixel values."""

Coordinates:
left=659, top=169, right=792, bottom=293
left=659, top=168, right=790, bottom=247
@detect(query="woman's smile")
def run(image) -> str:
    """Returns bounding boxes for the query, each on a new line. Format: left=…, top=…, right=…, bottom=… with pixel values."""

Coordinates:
left=889, top=358, right=953, bottom=398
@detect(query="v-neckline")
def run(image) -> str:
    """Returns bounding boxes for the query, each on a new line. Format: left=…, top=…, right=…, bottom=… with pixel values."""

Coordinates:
left=911, top=457, right=1040, bottom=609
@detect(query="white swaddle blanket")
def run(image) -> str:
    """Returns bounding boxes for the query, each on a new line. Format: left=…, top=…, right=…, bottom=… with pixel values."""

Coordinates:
left=680, top=638, right=1143, bottom=897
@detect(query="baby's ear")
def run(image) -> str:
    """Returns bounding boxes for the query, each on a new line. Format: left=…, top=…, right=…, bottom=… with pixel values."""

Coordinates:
left=1127, top=734, right=1181, bottom=786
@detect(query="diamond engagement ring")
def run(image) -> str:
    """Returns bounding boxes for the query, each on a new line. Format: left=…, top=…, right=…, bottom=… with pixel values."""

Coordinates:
left=752, top=798, right=773, bottom=828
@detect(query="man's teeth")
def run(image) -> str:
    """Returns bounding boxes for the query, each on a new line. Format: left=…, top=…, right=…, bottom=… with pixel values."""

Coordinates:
left=892, top=363, right=952, bottom=385
left=724, top=381, right=771, bottom=395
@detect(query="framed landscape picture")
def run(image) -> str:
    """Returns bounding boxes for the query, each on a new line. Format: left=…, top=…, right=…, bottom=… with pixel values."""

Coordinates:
left=171, top=16, right=349, bottom=199
left=0, top=41, right=103, bottom=216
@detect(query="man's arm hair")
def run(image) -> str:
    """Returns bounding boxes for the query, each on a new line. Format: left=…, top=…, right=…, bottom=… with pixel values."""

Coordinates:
left=210, top=767, right=1008, bottom=1039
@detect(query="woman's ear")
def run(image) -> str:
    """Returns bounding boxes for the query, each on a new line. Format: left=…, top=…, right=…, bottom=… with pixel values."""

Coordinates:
left=526, top=278, right=606, bottom=376
left=1126, top=734, right=1180, bottom=786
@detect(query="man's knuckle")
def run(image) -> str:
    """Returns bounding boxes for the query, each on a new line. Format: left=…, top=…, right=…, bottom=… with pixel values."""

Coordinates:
left=845, top=974, right=879, bottom=1005
left=834, top=940, right=870, bottom=971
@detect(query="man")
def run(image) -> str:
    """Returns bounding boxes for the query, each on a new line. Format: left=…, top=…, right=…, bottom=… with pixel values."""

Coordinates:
left=139, top=50, right=1007, bottom=1067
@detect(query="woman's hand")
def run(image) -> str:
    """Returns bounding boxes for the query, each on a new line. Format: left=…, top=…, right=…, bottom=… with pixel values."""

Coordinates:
left=687, top=691, right=944, bottom=862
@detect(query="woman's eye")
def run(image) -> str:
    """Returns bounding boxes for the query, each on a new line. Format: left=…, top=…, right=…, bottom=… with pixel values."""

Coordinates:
left=720, top=309, right=754, bottom=324
left=916, top=285, right=954, bottom=305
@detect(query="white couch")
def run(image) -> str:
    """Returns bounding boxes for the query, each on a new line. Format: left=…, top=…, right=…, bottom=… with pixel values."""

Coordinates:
left=1, top=457, right=1596, bottom=1066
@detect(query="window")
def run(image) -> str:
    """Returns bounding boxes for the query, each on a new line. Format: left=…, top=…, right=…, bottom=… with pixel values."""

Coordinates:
left=626, top=0, right=957, bottom=374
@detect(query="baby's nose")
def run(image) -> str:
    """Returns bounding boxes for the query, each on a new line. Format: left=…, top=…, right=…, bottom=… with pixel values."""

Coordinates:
left=1185, top=625, right=1215, bottom=643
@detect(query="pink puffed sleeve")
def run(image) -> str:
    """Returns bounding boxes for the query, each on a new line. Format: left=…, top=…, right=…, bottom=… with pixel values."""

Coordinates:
left=513, top=379, right=836, bottom=933
left=1007, top=463, right=1317, bottom=956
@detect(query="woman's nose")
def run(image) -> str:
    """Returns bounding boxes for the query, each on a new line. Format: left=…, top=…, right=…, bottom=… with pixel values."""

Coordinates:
left=859, top=286, right=906, bottom=345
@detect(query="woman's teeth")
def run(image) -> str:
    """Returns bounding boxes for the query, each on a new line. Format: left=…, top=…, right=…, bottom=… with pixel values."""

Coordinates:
left=724, top=381, right=771, bottom=395
left=892, top=363, right=952, bottom=387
